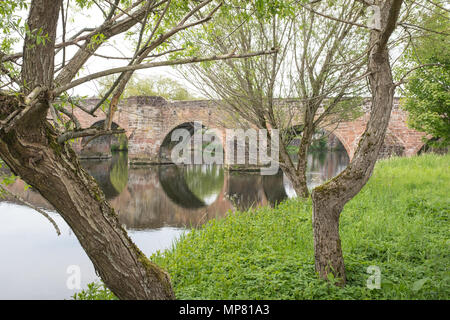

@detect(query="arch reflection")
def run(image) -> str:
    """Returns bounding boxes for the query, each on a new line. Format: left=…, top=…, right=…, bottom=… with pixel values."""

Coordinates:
left=158, top=165, right=223, bottom=209
left=3, top=147, right=349, bottom=232
left=80, top=151, right=128, bottom=199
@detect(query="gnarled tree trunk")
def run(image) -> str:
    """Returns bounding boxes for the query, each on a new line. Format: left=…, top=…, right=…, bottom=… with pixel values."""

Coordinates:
left=310, top=0, right=403, bottom=285
left=0, top=103, right=175, bottom=299
left=0, top=0, right=174, bottom=299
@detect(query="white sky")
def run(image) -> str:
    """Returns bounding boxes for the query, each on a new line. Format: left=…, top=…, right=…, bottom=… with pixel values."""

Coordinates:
left=10, top=2, right=438, bottom=99
left=64, top=8, right=203, bottom=98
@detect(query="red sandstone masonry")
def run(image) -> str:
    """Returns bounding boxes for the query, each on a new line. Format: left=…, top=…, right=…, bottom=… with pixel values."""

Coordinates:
left=70, top=96, right=426, bottom=163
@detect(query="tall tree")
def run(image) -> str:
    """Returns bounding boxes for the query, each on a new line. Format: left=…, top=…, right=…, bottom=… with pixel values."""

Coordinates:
left=400, top=6, right=449, bottom=148
left=311, top=0, right=449, bottom=284
left=311, top=0, right=405, bottom=284
left=179, top=0, right=368, bottom=198
left=182, top=0, right=436, bottom=285
left=0, top=0, right=274, bottom=299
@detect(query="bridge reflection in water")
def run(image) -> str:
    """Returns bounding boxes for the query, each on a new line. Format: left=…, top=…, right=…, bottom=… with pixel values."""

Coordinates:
left=79, top=150, right=349, bottom=230
left=0, top=149, right=349, bottom=299
left=2, top=150, right=349, bottom=231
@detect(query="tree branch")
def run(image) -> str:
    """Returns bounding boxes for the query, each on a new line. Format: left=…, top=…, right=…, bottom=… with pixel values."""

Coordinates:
left=53, top=49, right=278, bottom=95
left=395, top=63, right=443, bottom=86
left=57, top=128, right=125, bottom=144
left=0, top=184, right=61, bottom=236
left=297, top=1, right=370, bottom=30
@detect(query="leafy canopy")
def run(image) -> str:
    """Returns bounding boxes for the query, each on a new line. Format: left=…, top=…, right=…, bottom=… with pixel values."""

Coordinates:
left=401, top=7, right=450, bottom=147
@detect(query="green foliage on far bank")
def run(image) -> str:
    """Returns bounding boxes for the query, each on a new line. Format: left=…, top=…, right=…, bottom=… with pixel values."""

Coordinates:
left=76, top=154, right=450, bottom=300
left=97, top=74, right=197, bottom=101
left=400, top=7, right=450, bottom=148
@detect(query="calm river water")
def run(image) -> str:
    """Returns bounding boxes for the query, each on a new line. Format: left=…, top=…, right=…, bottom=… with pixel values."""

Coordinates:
left=0, top=150, right=348, bottom=299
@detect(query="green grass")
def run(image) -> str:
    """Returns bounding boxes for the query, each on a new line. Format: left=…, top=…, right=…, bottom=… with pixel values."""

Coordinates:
left=77, top=154, right=450, bottom=299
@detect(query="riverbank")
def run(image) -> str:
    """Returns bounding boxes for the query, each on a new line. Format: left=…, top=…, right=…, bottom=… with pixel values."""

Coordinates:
left=76, top=154, right=450, bottom=300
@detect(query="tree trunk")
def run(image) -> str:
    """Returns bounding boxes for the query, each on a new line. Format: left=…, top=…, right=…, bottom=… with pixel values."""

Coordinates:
left=278, top=120, right=314, bottom=199
left=294, top=121, right=314, bottom=198
left=0, top=95, right=175, bottom=300
left=0, top=0, right=174, bottom=299
left=279, top=142, right=310, bottom=199
left=311, top=194, right=346, bottom=284
left=310, top=0, right=403, bottom=284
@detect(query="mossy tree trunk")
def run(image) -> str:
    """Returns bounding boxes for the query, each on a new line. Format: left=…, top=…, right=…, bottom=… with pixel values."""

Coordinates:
left=0, top=0, right=174, bottom=300
left=0, top=104, right=174, bottom=299
left=311, top=0, right=403, bottom=285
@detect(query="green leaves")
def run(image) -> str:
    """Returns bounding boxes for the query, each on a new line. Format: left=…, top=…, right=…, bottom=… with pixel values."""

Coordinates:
left=0, top=0, right=28, bottom=54
left=23, top=24, right=50, bottom=49
left=401, top=5, right=450, bottom=148
left=149, top=154, right=450, bottom=300
left=0, top=159, right=18, bottom=198
left=87, top=33, right=106, bottom=50
left=254, top=0, right=299, bottom=18
left=72, top=282, right=117, bottom=300
left=74, top=0, right=94, bottom=9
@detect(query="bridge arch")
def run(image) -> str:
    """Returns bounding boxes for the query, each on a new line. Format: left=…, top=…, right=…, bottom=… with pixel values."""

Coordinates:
left=379, top=129, right=406, bottom=158
left=80, top=120, right=128, bottom=159
left=285, top=125, right=350, bottom=159
left=325, top=129, right=352, bottom=159
left=159, top=121, right=225, bottom=164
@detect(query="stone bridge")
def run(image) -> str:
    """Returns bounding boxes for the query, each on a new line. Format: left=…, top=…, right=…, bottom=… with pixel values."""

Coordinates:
left=69, top=96, right=425, bottom=164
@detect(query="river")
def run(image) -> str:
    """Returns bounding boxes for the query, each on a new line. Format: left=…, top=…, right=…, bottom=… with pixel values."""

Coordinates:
left=0, top=150, right=348, bottom=299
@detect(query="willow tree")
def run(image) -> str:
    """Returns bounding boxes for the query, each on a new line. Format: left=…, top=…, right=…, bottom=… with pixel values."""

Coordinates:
left=0, top=0, right=274, bottom=299
left=179, top=0, right=368, bottom=198
left=311, top=0, right=450, bottom=285
left=399, top=4, right=450, bottom=148
left=311, top=0, right=405, bottom=284
left=181, top=0, right=439, bottom=285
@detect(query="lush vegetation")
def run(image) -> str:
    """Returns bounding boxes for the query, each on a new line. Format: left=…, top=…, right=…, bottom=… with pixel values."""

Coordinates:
left=75, top=154, right=450, bottom=300
left=400, top=8, right=450, bottom=148
left=72, top=282, right=117, bottom=300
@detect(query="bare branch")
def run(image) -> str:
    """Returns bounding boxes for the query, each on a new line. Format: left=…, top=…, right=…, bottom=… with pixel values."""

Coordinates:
left=59, top=107, right=81, bottom=130
left=398, top=22, right=450, bottom=36
left=54, top=49, right=278, bottom=95
left=55, top=1, right=169, bottom=87
left=296, top=1, right=371, bottom=30
left=395, top=63, right=443, bottom=86
left=0, top=184, right=61, bottom=236
left=57, top=128, right=125, bottom=144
